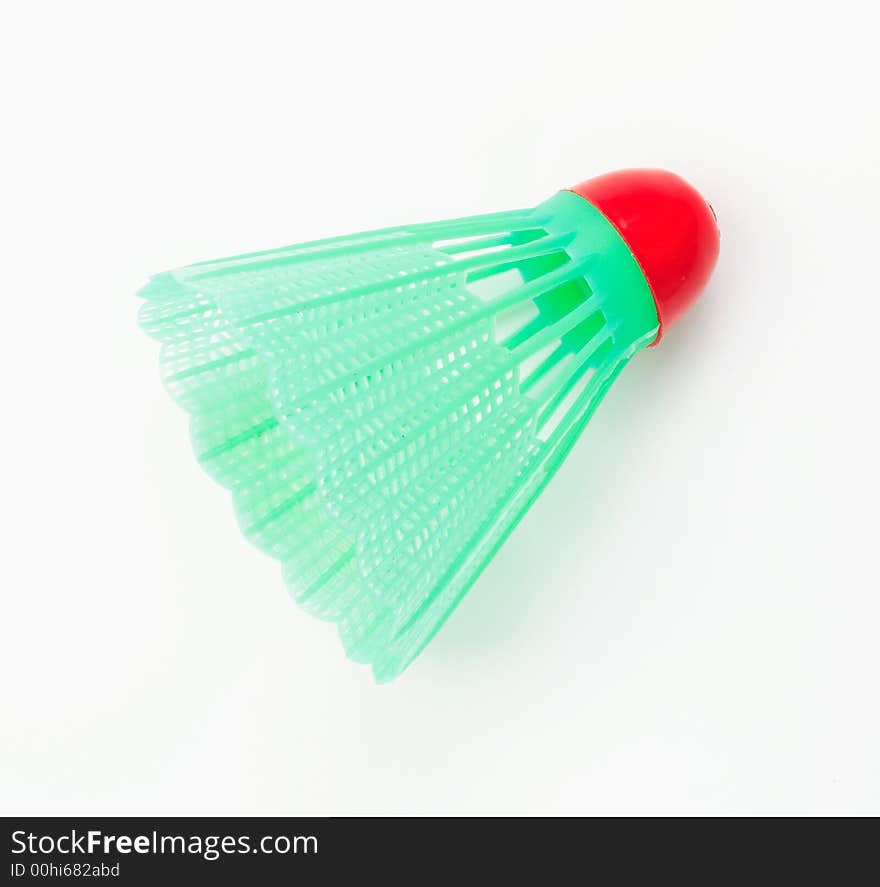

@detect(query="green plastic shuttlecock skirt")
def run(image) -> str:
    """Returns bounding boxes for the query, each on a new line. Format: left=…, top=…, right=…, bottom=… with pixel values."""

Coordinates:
left=139, top=190, right=661, bottom=681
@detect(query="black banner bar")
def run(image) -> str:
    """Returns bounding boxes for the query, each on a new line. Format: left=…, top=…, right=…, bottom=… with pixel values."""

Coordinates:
left=3, top=816, right=876, bottom=883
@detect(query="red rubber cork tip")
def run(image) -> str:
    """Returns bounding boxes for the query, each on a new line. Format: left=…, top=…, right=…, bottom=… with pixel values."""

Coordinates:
left=569, top=169, right=720, bottom=342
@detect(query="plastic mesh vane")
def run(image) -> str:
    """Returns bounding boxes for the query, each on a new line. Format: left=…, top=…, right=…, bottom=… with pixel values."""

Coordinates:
left=138, top=190, right=660, bottom=680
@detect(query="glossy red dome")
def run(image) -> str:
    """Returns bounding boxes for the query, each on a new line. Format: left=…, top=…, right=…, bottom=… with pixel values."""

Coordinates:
left=569, top=169, right=719, bottom=342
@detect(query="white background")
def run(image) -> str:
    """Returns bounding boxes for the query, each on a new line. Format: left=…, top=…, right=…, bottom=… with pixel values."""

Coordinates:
left=2, top=0, right=878, bottom=815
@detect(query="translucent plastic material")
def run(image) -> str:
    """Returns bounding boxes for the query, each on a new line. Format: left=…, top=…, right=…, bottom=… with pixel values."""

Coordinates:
left=138, top=190, right=660, bottom=681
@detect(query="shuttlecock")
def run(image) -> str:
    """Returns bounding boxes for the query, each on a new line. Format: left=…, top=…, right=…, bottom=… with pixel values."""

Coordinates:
left=138, top=169, right=720, bottom=681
